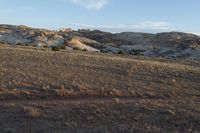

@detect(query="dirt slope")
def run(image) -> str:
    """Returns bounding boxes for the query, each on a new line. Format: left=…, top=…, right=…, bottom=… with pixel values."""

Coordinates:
left=0, top=44, right=200, bottom=133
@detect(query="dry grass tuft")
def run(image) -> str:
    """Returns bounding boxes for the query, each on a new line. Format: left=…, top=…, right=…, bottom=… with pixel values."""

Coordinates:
left=23, top=106, right=42, bottom=118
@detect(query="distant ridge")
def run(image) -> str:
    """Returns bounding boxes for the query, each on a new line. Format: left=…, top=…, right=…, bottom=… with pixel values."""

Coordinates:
left=0, top=24, right=200, bottom=60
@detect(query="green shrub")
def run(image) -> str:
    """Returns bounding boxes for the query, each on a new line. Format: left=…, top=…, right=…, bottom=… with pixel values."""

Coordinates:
left=52, top=46, right=60, bottom=51
left=83, top=49, right=88, bottom=51
left=132, top=49, right=145, bottom=56
left=73, top=47, right=82, bottom=51
left=16, top=42, right=22, bottom=45
left=59, top=45, right=66, bottom=49
left=117, top=50, right=124, bottom=54
left=134, top=52, right=143, bottom=56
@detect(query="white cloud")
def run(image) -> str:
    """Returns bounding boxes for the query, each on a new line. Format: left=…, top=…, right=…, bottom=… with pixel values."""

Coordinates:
left=68, top=0, right=110, bottom=10
left=189, top=32, right=200, bottom=36
left=130, top=21, right=172, bottom=30
left=70, top=21, right=173, bottom=33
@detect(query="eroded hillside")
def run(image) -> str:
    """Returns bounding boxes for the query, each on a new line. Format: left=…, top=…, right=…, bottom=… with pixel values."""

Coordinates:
left=0, top=24, right=200, bottom=60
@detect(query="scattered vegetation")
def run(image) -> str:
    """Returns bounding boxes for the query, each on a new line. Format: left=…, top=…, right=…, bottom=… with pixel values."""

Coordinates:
left=117, top=50, right=124, bottom=54
left=0, top=45, right=199, bottom=132
left=59, top=45, right=66, bottom=49
left=52, top=46, right=60, bottom=51
left=16, top=42, right=22, bottom=45
left=73, top=47, right=82, bottom=51
left=83, top=49, right=88, bottom=51
left=23, top=106, right=42, bottom=118
left=131, top=49, right=145, bottom=56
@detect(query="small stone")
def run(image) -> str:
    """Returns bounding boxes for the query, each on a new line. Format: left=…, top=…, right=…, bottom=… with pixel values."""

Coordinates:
left=113, top=98, right=120, bottom=103
left=87, top=116, right=94, bottom=121
left=167, top=110, right=176, bottom=115
left=172, top=79, right=176, bottom=83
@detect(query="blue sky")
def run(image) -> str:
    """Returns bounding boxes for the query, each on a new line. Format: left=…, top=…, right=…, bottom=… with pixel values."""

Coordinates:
left=0, top=0, right=200, bottom=34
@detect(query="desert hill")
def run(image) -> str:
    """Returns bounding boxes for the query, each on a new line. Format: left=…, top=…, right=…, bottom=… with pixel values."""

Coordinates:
left=0, top=44, right=199, bottom=132
left=0, top=24, right=200, bottom=60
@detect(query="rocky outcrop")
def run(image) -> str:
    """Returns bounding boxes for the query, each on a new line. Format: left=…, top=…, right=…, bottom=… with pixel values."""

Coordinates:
left=0, top=24, right=200, bottom=59
left=68, top=37, right=100, bottom=52
left=0, top=25, right=65, bottom=47
left=78, top=30, right=200, bottom=60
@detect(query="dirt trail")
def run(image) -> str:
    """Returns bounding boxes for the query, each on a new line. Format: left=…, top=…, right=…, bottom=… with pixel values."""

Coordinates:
left=0, top=97, right=141, bottom=106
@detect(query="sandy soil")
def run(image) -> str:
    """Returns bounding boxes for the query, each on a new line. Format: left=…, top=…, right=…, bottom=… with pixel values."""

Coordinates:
left=0, top=44, right=200, bottom=133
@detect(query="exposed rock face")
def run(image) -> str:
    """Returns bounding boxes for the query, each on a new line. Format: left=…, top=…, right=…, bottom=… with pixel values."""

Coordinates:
left=0, top=25, right=64, bottom=47
left=0, top=24, right=200, bottom=59
left=78, top=30, right=200, bottom=60
left=68, top=37, right=100, bottom=52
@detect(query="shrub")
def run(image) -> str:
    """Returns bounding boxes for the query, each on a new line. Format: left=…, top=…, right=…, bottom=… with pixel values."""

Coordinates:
left=52, top=46, right=60, bottom=51
left=59, top=45, right=66, bottom=49
left=132, top=49, right=145, bottom=56
left=117, top=50, right=124, bottom=54
left=16, top=42, right=22, bottom=45
left=83, top=49, right=88, bottom=51
left=23, top=106, right=42, bottom=118
left=73, top=47, right=82, bottom=51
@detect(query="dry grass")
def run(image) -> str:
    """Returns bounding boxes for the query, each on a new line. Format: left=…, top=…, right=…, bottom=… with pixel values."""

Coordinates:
left=0, top=44, right=199, bottom=132
left=23, top=106, right=42, bottom=118
left=0, top=44, right=199, bottom=100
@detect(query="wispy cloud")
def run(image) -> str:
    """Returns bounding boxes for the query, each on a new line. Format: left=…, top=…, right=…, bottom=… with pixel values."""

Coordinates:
left=66, top=0, right=110, bottom=10
left=130, top=21, right=172, bottom=30
left=189, top=32, right=200, bottom=36
left=70, top=21, right=173, bottom=32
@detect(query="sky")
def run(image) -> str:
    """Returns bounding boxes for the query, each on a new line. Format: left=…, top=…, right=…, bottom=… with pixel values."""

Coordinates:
left=0, top=0, right=200, bottom=34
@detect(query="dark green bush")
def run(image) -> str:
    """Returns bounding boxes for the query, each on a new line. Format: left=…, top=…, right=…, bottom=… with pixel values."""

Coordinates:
left=73, top=47, right=82, bottom=51
left=59, top=45, right=66, bottom=49
left=117, top=50, right=124, bottom=54
left=132, top=49, right=145, bottom=56
left=83, top=49, right=88, bottom=51
left=16, top=43, right=22, bottom=45
left=52, top=46, right=60, bottom=51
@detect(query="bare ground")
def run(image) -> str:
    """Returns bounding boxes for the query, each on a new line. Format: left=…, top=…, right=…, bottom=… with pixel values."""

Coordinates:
left=0, top=44, right=200, bottom=133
